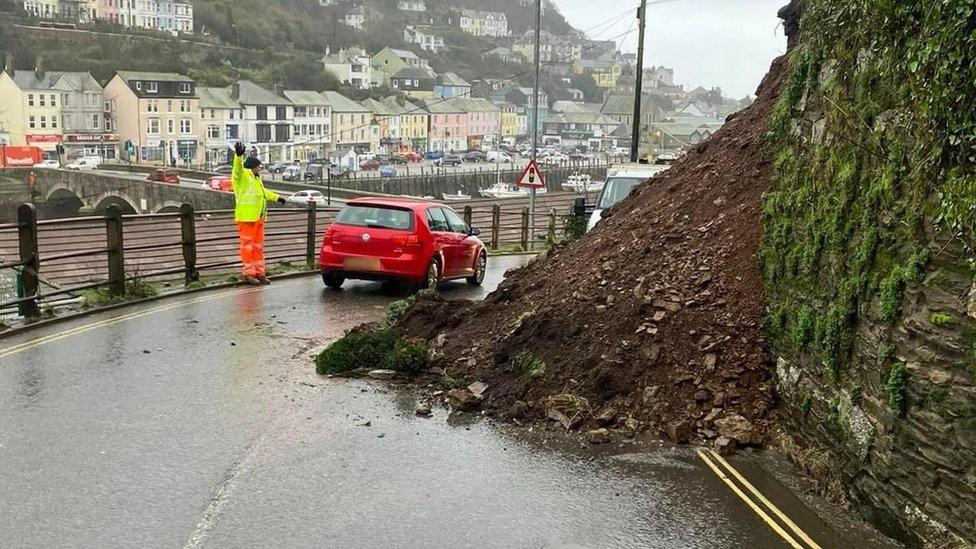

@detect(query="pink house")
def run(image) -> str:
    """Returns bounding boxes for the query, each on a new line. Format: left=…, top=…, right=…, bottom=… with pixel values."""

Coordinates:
left=421, top=100, right=467, bottom=152
left=97, top=0, right=121, bottom=23
left=456, top=97, right=500, bottom=149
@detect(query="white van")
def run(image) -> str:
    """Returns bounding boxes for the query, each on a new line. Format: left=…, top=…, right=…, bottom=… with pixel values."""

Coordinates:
left=65, top=156, right=102, bottom=171
left=486, top=150, right=513, bottom=163
left=587, top=163, right=670, bottom=231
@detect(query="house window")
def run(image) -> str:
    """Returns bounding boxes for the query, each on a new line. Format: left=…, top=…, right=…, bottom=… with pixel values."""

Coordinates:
left=226, top=125, right=239, bottom=139
left=51, top=117, right=57, bottom=129
left=167, top=119, right=175, bottom=133
left=275, top=124, right=290, bottom=142
left=147, top=82, right=158, bottom=93
left=49, top=94, right=56, bottom=106
left=62, top=94, right=70, bottom=107
left=136, top=82, right=142, bottom=91
left=256, top=124, right=272, bottom=142
left=276, top=106, right=286, bottom=120
left=91, top=114, right=100, bottom=129
left=229, top=110, right=235, bottom=120
left=180, top=118, right=192, bottom=134
left=28, top=116, right=36, bottom=129
left=148, top=100, right=158, bottom=112
left=180, top=100, right=190, bottom=112
left=148, top=118, right=160, bottom=135
left=39, top=116, right=47, bottom=128
left=27, top=94, right=34, bottom=106
left=39, top=95, right=46, bottom=107
left=179, top=83, right=191, bottom=94
left=207, top=125, right=220, bottom=139
left=257, top=106, right=267, bottom=120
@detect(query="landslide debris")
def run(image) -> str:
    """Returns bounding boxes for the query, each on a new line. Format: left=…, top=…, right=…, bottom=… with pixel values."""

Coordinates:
left=387, top=54, right=789, bottom=446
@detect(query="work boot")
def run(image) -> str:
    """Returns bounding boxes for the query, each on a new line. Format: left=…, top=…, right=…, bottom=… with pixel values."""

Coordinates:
left=244, top=276, right=262, bottom=286
left=257, top=276, right=271, bottom=285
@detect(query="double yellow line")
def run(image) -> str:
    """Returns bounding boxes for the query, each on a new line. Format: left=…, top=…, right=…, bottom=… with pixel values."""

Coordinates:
left=697, top=448, right=823, bottom=549
left=0, top=286, right=268, bottom=360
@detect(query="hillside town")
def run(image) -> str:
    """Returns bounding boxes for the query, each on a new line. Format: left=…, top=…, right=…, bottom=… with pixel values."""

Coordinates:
left=2, top=0, right=746, bottom=169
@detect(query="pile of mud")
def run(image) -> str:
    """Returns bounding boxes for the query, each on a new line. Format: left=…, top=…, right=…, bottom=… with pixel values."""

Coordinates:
left=395, top=56, right=787, bottom=447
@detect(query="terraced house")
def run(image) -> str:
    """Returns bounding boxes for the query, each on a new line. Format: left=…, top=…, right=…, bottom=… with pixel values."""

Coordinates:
left=458, top=9, right=509, bottom=38
left=230, top=80, right=294, bottom=163
left=322, top=91, right=376, bottom=153
left=104, top=70, right=202, bottom=165
left=0, top=70, right=66, bottom=154
left=197, top=86, right=243, bottom=167
left=284, top=90, right=331, bottom=163
left=382, top=96, right=428, bottom=152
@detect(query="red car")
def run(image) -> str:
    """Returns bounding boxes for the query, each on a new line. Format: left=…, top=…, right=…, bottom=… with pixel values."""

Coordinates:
left=319, top=198, right=487, bottom=290
left=360, top=159, right=380, bottom=171
left=147, top=169, right=180, bottom=184
left=404, top=151, right=422, bottom=163
left=205, top=176, right=232, bottom=192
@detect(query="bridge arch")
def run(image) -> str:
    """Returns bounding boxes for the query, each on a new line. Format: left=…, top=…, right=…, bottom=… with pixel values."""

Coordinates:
left=153, top=200, right=184, bottom=214
left=93, top=195, right=139, bottom=215
left=44, top=187, right=85, bottom=217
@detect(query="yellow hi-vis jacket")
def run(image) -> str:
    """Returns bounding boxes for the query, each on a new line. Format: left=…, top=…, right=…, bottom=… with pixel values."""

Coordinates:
left=232, top=155, right=280, bottom=222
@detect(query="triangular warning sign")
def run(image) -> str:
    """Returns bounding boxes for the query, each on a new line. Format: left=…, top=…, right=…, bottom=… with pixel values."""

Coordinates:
left=516, top=159, right=547, bottom=189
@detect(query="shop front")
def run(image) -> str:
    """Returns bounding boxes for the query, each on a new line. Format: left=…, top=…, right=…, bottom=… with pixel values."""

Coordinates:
left=26, top=134, right=63, bottom=154
left=63, top=133, right=119, bottom=161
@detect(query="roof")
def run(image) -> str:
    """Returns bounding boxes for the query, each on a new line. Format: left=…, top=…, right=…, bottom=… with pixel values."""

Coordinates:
left=234, top=80, right=291, bottom=106
left=361, top=97, right=395, bottom=116
left=393, top=67, right=433, bottom=80
left=551, top=100, right=594, bottom=114
left=544, top=111, right=617, bottom=126
left=436, top=72, right=469, bottom=87
left=417, top=99, right=463, bottom=114
left=115, top=70, right=193, bottom=83
left=11, top=70, right=101, bottom=91
left=451, top=97, right=499, bottom=113
left=283, top=90, right=330, bottom=106
left=388, top=48, right=419, bottom=60
left=197, top=86, right=239, bottom=109
left=321, top=91, right=370, bottom=113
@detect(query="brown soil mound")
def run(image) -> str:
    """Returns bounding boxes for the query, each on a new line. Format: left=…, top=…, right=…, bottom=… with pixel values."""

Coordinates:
left=398, top=55, right=787, bottom=443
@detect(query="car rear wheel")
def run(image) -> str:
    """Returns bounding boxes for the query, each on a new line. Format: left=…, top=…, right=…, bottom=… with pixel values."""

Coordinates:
left=322, top=272, right=345, bottom=289
left=422, top=259, right=440, bottom=291
left=466, top=252, right=487, bottom=286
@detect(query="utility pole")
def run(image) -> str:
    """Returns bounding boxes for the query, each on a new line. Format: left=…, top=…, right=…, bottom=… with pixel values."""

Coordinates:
left=630, top=0, right=648, bottom=163
left=529, top=0, right=543, bottom=251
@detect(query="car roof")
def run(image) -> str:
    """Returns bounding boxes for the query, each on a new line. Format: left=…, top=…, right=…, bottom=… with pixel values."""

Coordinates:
left=347, top=197, right=443, bottom=211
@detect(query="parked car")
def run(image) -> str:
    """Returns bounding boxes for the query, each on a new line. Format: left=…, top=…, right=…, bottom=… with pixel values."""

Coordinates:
left=212, top=164, right=233, bottom=175
left=424, top=150, right=445, bottom=160
left=486, top=150, right=513, bottom=163
left=287, top=190, right=327, bottom=207
left=319, top=197, right=487, bottom=291
left=436, top=154, right=463, bottom=167
left=404, top=151, right=423, bottom=163
left=380, top=165, right=397, bottom=178
left=147, top=169, right=181, bottom=184
left=304, top=164, right=324, bottom=181
left=463, top=151, right=487, bottom=163
left=389, top=154, right=409, bottom=165
left=32, top=159, right=60, bottom=169
left=203, top=176, right=232, bottom=192
left=65, top=156, right=101, bottom=171
left=360, top=159, right=381, bottom=171
left=373, top=154, right=392, bottom=165
left=282, top=165, right=302, bottom=181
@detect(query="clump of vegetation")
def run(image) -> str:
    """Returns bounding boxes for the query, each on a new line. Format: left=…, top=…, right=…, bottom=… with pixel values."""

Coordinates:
left=928, top=311, right=954, bottom=327
left=563, top=213, right=587, bottom=242
left=314, top=328, right=429, bottom=377
left=387, top=338, right=428, bottom=375
left=125, top=278, right=158, bottom=299
left=382, top=295, right=416, bottom=327
left=879, top=268, right=905, bottom=323
left=886, top=362, right=908, bottom=416
left=314, top=329, right=398, bottom=375
left=510, top=351, right=546, bottom=377
left=792, top=305, right=814, bottom=349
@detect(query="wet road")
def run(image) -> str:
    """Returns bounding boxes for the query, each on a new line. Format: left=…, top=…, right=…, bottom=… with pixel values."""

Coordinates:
left=0, top=256, right=885, bottom=548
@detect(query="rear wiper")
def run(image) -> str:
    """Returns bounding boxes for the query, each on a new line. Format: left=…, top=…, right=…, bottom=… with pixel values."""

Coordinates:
left=366, top=223, right=391, bottom=229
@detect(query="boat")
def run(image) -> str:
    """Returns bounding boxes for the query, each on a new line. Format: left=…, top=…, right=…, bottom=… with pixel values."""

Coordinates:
left=561, top=173, right=604, bottom=194
left=479, top=182, right=548, bottom=199
left=441, top=191, right=472, bottom=201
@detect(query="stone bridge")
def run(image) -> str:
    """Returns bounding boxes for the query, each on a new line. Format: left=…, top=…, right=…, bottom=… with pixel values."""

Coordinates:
left=0, top=168, right=234, bottom=219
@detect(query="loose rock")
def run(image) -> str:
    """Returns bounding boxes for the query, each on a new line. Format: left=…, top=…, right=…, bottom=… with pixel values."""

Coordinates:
left=447, top=388, right=481, bottom=411
left=714, top=414, right=761, bottom=446
left=586, top=428, right=612, bottom=444
left=368, top=369, right=397, bottom=380
left=714, top=436, right=736, bottom=455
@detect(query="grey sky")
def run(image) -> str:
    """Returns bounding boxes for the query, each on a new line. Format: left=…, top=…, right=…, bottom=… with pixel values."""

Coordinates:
left=554, top=0, right=787, bottom=98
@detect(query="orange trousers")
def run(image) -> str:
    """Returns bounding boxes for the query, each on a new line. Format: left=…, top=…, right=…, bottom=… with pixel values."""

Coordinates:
left=237, top=220, right=266, bottom=278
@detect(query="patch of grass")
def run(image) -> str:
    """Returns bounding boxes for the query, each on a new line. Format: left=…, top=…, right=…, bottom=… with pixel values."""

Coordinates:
left=510, top=351, right=546, bottom=377
left=314, top=329, right=398, bottom=375
left=80, top=289, right=121, bottom=308
left=441, top=376, right=469, bottom=390
left=886, top=362, right=908, bottom=416
left=928, top=311, right=954, bottom=327
left=382, top=295, right=416, bottom=327
left=387, top=338, right=428, bottom=375
left=510, top=310, right=535, bottom=332
left=792, top=305, right=814, bottom=349
left=125, top=278, right=158, bottom=299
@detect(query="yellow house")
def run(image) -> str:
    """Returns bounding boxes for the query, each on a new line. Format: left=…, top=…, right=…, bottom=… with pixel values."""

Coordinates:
left=322, top=91, right=373, bottom=151
left=498, top=102, right=518, bottom=137
left=0, top=71, right=66, bottom=153
left=385, top=98, right=428, bottom=152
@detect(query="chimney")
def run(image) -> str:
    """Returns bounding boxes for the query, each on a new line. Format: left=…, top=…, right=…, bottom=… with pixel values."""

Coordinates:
left=34, top=55, right=44, bottom=79
left=3, top=53, right=13, bottom=75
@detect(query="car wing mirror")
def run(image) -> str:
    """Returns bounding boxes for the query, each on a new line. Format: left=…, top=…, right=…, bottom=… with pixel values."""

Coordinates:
left=468, top=227, right=481, bottom=236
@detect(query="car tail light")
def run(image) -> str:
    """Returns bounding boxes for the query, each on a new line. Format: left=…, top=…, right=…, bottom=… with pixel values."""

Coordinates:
left=393, top=234, right=422, bottom=247
left=324, top=226, right=342, bottom=245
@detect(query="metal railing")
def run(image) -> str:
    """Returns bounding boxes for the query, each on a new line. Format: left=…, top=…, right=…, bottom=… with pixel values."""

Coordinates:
left=0, top=195, right=593, bottom=320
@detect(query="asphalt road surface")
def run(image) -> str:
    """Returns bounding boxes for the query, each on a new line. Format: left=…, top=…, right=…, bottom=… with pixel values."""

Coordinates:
left=0, top=256, right=891, bottom=548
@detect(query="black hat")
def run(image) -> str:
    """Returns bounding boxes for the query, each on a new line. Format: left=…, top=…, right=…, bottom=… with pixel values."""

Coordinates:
left=244, top=156, right=262, bottom=169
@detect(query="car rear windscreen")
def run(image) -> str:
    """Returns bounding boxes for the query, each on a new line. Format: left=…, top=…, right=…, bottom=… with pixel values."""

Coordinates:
left=336, top=205, right=414, bottom=231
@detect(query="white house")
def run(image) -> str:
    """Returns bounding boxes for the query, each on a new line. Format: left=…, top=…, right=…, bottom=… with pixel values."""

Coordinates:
left=197, top=86, right=244, bottom=167
left=231, top=80, right=294, bottom=163
left=322, top=47, right=372, bottom=90
left=344, top=5, right=365, bottom=30
left=459, top=9, right=509, bottom=38
left=283, top=90, right=332, bottom=162
left=155, top=0, right=193, bottom=35
left=397, top=0, right=425, bottom=11
left=403, top=25, right=444, bottom=54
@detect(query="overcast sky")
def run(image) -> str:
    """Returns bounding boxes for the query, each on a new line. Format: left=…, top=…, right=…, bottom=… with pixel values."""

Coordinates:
left=554, top=0, right=787, bottom=98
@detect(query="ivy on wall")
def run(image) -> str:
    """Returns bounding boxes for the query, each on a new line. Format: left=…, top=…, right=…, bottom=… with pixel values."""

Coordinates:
left=761, top=0, right=976, bottom=403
